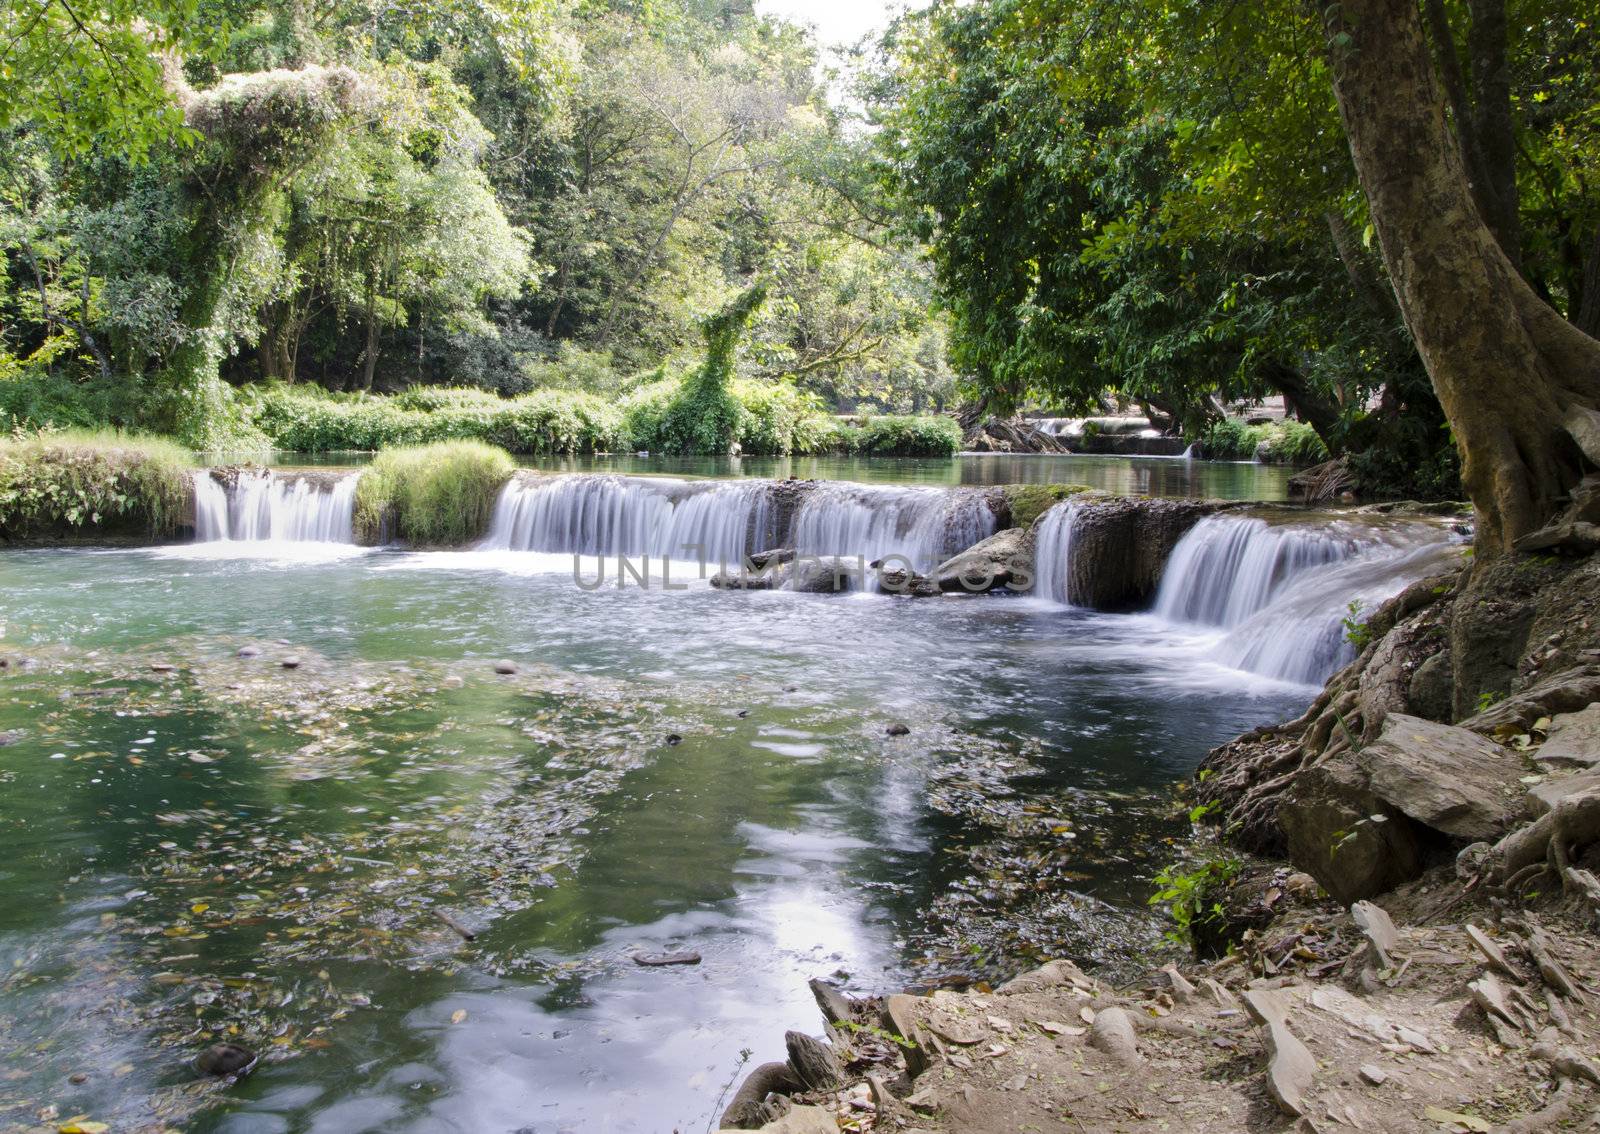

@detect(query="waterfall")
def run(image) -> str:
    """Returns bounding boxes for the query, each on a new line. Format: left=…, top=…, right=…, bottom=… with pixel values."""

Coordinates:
left=1030, top=500, right=1081, bottom=603
left=193, top=471, right=357, bottom=543
left=1154, top=513, right=1457, bottom=685
left=788, top=483, right=995, bottom=573
left=1153, top=515, right=1359, bottom=627
left=482, top=476, right=771, bottom=566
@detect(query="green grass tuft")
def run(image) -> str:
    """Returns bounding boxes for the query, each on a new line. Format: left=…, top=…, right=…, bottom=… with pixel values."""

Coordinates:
left=353, top=440, right=515, bottom=546
left=0, top=429, right=197, bottom=538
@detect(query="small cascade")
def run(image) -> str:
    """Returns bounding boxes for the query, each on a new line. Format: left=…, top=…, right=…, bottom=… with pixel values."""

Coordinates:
left=1153, top=515, right=1360, bottom=628
left=788, top=483, right=995, bottom=572
left=193, top=471, right=357, bottom=543
left=1030, top=500, right=1081, bottom=603
left=482, top=476, right=770, bottom=566
left=1154, top=513, right=1457, bottom=685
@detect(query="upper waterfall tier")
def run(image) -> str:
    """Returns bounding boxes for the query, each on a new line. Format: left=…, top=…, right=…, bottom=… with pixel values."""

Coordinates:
left=193, top=471, right=357, bottom=543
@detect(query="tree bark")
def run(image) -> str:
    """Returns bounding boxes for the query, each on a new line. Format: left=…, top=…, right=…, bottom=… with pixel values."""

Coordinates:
left=1322, top=0, right=1600, bottom=555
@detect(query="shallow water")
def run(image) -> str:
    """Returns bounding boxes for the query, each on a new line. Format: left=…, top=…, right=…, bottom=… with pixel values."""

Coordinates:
left=0, top=543, right=1316, bottom=1132
left=272, top=451, right=1296, bottom=498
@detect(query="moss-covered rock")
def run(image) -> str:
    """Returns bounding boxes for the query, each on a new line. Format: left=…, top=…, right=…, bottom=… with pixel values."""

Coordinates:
left=1001, top=483, right=1093, bottom=528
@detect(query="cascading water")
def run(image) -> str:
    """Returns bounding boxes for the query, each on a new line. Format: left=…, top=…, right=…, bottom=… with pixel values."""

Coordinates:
left=481, top=476, right=771, bottom=567
left=788, top=483, right=995, bottom=573
left=193, top=471, right=357, bottom=543
left=1153, top=513, right=1458, bottom=685
left=1030, top=499, right=1081, bottom=604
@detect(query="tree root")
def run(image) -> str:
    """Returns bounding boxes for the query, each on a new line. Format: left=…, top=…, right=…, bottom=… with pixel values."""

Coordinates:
left=1493, top=1079, right=1577, bottom=1134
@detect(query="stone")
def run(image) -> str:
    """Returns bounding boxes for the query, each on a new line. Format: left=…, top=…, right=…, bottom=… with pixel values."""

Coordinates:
left=1463, top=924, right=1517, bottom=979
left=932, top=527, right=1034, bottom=594
left=882, top=994, right=931, bottom=1076
left=885, top=722, right=910, bottom=737
left=1528, top=770, right=1600, bottom=817
left=280, top=656, right=301, bottom=670
left=1049, top=497, right=1227, bottom=610
left=236, top=646, right=261, bottom=658
left=194, top=1042, right=256, bottom=1077
left=1359, top=1064, right=1388, bottom=1086
left=1535, top=704, right=1600, bottom=768
left=150, top=662, right=176, bottom=673
left=665, top=734, right=682, bottom=746
left=1360, top=714, right=1523, bottom=839
left=808, top=979, right=855, bottom=1028
left=1351, top=900, right=1401, bottom=968
left=1407, top=651, right=1454, bottom=722
left=753, top=1105, right=837, bottom=1134
left=1281, top=756, right=1425, bottom=903
left=1087, top=1007, right=1141, bottom=1064
left=0, top=730, right=21, bottom=747
left=632, top=950, right=700, bottom=967
left=1242, top=989, right=1313, bottom=1117
left=493, top=660, right=519, bottom=675
left=787, top=556, right=862, bottom=594
left=784, top=1031, right=842, bottom=1091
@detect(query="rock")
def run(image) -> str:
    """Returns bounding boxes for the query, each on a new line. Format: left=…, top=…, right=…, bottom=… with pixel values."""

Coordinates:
left=493, top=660, right=519, bottom=675
left=1051, top=497, right=1227, bottom=610
left=1407, top=651, right=1454, bottom=722
left=236, top=646, right=261, bottom=658
left=1156, top=964, right=1197, bottom=1002
left=885, top=722, right=910, bottom=737
left=997, top=959, right=1094, bottom=995
left=1359, top=1064, right=1388, bottom=1086
left=787, top=557, right=861, bottom=594
left=1535, top=704, right=1600, bottom=768
left=808, top=979, right=855, bottom=1028
left=754, top=1105, right=842, bottom=1133
left=194, top=1042, right=256, bottom=1077
left=1281, top=756, right=1426, bottom=902
left=1087, top=1007, right=1141, bottom=1064
left=1528, top=769, right=1600, bottom=816
left=711, top=568, right=780, bottom=591
left=1242, top=989, right=1313, bottom=1117
left=932, top=527, right=1035, bottom=594
left=68, top=1072, right=88, bottom=1084
left=1283, top=872, right=1320, bottom=899
left=1463, top=924, right=1517, bottom=979
left=665, top=734, right=682, bottom=746
left=784, top=1031, right=842, bottom=1091
left=882, top=994, right=931, bottom=1076
left=1351, top=900, right=1401, bottom=968
left=1361, top=714, right=1524, bottom=839
left=925, top=1009, right=985, bottom=1046
left=748, top=548, right=797, bottom=570
left=150, top=662, right=176, bottom=673
left=0, top=730, right=21, bottom=747
left=280, top=656, right=301, bottom=670
left=632, top=950, right=700, bottom=967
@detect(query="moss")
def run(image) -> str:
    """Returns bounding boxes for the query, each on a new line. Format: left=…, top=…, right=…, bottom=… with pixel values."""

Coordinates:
left=0, top=429, right=197, bottom=538
left=1002, top=482, right=1093, bottom=528
left=353, top=441, right=515, bottom=546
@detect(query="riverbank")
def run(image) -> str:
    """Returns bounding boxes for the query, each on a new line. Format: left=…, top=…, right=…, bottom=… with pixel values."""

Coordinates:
left=723, top=877, right=1598, bottom=1132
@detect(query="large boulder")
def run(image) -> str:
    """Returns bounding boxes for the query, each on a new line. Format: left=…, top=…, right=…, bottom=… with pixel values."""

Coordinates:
left=1056, top=497, right=1229, bottom=610
left=933, top=527, right=1034, bottom=593
left=1280, top=713, right=1526, bottom=901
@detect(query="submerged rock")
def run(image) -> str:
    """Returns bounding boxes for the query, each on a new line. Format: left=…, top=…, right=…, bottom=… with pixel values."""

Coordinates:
left=194, top=1042, right=256, bottom=1078
left=493, top=660, right=519, bottom=675
left=632, top=950, right=700, bottom=966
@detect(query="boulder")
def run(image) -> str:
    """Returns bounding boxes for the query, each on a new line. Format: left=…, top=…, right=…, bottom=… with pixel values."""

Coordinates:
left=753, top=1106, right=838, bottom=1134
left=932, top=527, right=1034, bottom=593
left=1281, top=757, right=1426, bottom=904
left=1056, top=497, right=1227, bottom=610
left=1528, top=770, right=1600, bottom=817
left=1535, top=704, right=1600, bottom=768
left=787, top=557, right=862, bottom=594
left=1360, top=714, right=1524, bottom=839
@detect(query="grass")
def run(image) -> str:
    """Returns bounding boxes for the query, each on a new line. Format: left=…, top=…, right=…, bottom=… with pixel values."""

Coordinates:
left=1199, top=418, right=1329, bottom=465
left=1002, top=482, right=1093, bottom=528
left=352, top=440, right=515, bottom=546
left=0, top=429, right=197, bottom=538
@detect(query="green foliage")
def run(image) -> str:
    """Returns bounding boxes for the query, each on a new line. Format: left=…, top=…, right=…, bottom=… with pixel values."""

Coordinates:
left=853, top=415, right=962, bottom=457
left=1342, top=600, right=1373, bottom=653
left=0, top=429, right=195, bottom=537
left=1149, top=852, right=1242, bottom=949
left=352, top=440, right=514, bottom=545
left=1002, top=483, right=1093, bottom=528
left=248, top=384, right=623, bottom=455
left=649, top=284, right=767, bottom=457
left=1199, top=419, right=1329, bottom=465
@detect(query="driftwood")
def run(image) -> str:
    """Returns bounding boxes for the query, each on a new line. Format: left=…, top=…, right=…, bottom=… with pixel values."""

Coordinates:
left=719, top=1061, right=802, bottom=1129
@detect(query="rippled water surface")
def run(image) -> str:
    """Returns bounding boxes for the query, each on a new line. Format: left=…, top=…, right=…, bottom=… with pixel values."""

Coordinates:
left=0, top=544, right=1312, bottom=1132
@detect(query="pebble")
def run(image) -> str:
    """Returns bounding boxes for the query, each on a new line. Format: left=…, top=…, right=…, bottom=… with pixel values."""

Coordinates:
left=236, top=646, right=260, bottom=658
left=68, top=1072, right=88, bottom=1085
left=886, top=723, right=911, bottom=736
left=280, top=656, right=302, bottom=670
left=493, top=660, right=519, bottom=675
left=1360, top=1064, right=1388, bottom=1085
left=150, top=663, right=176, bottom=673
left=632, top=950, right=701, bottom=967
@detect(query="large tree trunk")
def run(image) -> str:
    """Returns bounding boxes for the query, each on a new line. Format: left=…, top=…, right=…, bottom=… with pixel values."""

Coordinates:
left=1259, top=358, right=1342, bottom=451
left=1322, top=0, right=1600, bottom=555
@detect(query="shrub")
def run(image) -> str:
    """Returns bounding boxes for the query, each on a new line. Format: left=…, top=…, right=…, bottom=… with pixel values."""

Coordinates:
left=1199, top=418, right=1328, bottom=466
left=854, top=414, right=962, bottom=457
left=353, top=441, right=515, bottom=546
left=1001, top=483, right=1093, bottom=528
left=0, top=429, right=196, bottom=538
